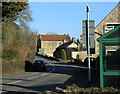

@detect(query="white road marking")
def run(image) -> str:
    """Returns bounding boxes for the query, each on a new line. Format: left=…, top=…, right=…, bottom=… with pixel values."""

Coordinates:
left=28, top=76, right=39, bottom=80
left=1, top=91, right=7, bottom=93
left=55, top=81, right=64, bottom=84
left=41, top=73, right=47, bottom=76
left=7, top=80, right=22, bottom=84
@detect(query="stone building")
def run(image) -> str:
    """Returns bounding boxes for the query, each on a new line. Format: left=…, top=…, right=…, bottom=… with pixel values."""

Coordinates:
left=37, top=34, right=68, bottom=56
left=79, top=3, right=120, bottom=62
left=78, top=34, right=88, bottom=62
left=54, top=38, right=79, bottom=59
left=95, top=3, right=120, bottom=57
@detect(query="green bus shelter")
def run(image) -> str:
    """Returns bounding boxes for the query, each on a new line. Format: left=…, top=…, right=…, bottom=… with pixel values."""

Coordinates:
left=97, top=25, right=120, bottom=88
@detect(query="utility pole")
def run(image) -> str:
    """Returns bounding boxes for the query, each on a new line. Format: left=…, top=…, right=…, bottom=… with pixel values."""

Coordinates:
left=85, top=2, right=91, bottom=83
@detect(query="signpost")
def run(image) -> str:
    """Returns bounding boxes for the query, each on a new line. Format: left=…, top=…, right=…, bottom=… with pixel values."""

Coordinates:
left=82, top=2, right=95, bottom=82
left=85, top=2, right=91, bottom=82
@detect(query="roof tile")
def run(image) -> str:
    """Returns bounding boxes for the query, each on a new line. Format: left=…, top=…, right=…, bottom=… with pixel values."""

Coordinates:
left=40, top=35, right=67, bottom=41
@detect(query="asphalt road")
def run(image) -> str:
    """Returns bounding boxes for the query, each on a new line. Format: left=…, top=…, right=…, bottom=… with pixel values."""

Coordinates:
left=2, top=56, right=88, bottom=94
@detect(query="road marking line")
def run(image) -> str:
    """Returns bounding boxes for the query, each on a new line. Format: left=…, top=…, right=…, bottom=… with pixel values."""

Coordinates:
left=28, top=76, right=38, bottom=80
left=2, top=91, right=7, bottom=93
left=7, top=80, right=22, bottom=84
left=56, top=81, right=64, bottom=84
left=41, top=73, right=47, bottom=76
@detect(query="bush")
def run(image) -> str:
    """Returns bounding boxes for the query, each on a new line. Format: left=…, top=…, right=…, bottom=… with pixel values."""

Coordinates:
left=70, top=59, right=74, bottom=63
left=60, top=49, right=67, bottom=60
left=39, top=84, right=120, bottom=94
left=65, top=84, right=120, bottom=94
left=2, top=49, right=18, bottom=59
left=26, top=50, right=35, bottom=62
left=2, top=60, right=25, bottom=77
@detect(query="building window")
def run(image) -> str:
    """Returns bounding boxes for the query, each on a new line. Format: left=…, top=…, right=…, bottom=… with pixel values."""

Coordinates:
left=59, top=43, right=61, bottom=46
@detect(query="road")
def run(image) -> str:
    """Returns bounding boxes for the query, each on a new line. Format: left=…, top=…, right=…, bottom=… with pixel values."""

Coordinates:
left=2, top=56, right=88, bottom=94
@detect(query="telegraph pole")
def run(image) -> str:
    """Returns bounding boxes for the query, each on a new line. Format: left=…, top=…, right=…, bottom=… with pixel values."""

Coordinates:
left=85, top=2, right=91, bottom=82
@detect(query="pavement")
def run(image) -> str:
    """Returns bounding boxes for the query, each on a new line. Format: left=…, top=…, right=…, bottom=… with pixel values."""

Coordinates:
left=1, top=56, right=99, bottom=94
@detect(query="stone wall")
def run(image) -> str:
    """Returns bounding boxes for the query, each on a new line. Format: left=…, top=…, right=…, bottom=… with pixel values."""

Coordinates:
left=79, top=51, right=87, bottom=62
left=72, top=52, right=79, bottom=59
left=95, top=3, right=120, bottom=57
left=41, top=40, right=67, bottom=56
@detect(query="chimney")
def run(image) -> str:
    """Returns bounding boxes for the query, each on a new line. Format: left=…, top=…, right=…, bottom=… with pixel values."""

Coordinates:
left=72, top=37, right=76, bottom=42
left=80, top=34, right=82, bottom=42
left=78, top=43, right=80, bottom=51
left=38, top=34, right=42, bottom=40
left=63, top=39, right=65, bottom=44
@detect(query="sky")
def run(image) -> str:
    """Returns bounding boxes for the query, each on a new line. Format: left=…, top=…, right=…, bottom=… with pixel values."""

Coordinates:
left=28, top=2, right=119, bottom=40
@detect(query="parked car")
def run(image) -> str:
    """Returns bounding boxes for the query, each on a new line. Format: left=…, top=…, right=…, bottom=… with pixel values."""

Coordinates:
left=84, top=57, right=96, bottom=67
left=33, top=60, right=47, bottom=72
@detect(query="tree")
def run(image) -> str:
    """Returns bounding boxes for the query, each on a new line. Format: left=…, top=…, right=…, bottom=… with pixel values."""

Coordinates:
left=2, top=2, right=32, bottom=30
left=2, top=2, right=29, bottom=21
left=1, top=1, right=37, bottom=76
left=60, top=49, right=67, bottom=60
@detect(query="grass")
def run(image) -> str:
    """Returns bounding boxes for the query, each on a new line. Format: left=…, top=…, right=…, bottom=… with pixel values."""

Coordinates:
left=2, top=59, right=25, bottom=77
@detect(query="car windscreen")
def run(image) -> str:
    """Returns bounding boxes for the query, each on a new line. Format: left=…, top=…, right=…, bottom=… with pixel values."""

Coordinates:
left=36, top=60, right=45, bottom=64
left=37, top=61, right=43, bottom=63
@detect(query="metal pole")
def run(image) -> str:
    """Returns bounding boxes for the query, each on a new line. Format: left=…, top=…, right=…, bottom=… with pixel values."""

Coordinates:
left=86, top=4, right=91, bottom=82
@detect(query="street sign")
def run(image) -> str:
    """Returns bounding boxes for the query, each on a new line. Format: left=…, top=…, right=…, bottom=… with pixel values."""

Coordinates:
left=82, top=20, right=95, bottom=54
left=103, top=23, right=120, bottom=34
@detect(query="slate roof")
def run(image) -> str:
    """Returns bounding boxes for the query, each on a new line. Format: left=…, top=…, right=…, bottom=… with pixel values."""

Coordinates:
left=39, top=35, right=67, bottom=41
left=56, top=41, right=78, bottom=51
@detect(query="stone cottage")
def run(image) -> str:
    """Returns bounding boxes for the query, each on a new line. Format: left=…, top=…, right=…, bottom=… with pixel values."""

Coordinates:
left=37, top=34, right=68, bottom=57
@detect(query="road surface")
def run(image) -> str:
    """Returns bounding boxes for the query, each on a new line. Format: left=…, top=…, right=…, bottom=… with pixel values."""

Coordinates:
left=2, top=56, right=88, bottom=94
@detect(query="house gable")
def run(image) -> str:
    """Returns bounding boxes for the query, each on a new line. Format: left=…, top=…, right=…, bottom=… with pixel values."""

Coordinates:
left=94, top=3, right=120, bottom=57
left=56, top=41, right=78, bottom=50
left=68, top=42, right=78, bottom=48
left=95, top=3, right=120, bottom=35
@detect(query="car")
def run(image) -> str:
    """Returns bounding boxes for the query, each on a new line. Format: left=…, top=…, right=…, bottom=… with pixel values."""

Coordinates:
left=33, top=60, right=47, bottom=72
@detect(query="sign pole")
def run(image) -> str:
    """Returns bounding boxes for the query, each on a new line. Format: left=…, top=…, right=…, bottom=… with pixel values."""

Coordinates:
left=86, top=2, right=91, bottom=82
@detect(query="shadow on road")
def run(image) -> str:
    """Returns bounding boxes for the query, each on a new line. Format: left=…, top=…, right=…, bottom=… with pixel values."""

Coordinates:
left=2, top=91, right=37, bottom=94
left=2, top=62, right=100, bottom=94
left=2, top=83, right=62, bottom=93
left=47, top=62, right=99, bottom=88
